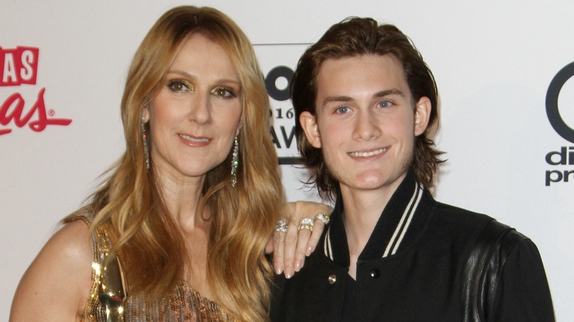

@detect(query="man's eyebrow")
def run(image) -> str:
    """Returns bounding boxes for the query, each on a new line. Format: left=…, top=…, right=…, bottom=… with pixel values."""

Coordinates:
left=322, top=95, right=352, bottom=108
left=373, top=89, right=404, bottom=98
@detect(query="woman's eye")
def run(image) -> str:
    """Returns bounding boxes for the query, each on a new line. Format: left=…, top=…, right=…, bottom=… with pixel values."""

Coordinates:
left=167, top=80, right=191, bottom=92
left=212, top=87, right=237, bottom=98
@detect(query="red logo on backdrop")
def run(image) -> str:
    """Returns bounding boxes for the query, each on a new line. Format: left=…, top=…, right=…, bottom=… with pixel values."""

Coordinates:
left=1, top=46, right=72, bottom=135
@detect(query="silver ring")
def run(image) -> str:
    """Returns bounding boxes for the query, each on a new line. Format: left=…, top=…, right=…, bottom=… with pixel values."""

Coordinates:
left=297, top=217, right=314, bottom=231
left=315, top=212, right=330, bottom=225
left=275, top=220, right=288, bottom=233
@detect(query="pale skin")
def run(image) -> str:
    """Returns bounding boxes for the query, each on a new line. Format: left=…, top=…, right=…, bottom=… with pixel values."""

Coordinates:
left=300, top=54, right=431, bottom=279
left=267, top=201, right=330, bottom=278
left=10, top=220, right=93, bottom=320
left=10, top=33, right=327, bottom=321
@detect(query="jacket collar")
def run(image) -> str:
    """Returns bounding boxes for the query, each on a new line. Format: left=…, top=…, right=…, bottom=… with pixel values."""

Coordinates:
left=323, top=169, right=435, bottom=266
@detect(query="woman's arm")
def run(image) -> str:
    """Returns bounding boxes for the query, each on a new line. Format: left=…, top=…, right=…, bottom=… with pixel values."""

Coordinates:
left=10, top=220, right=93, bottom=322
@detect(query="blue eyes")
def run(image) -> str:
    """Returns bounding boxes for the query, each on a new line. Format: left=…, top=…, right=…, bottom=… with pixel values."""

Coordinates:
left=335, top=101, right=392, bottom=114
left=377, top=100, right=392, bottom=108
left=336, top=106, right=351, bottom=114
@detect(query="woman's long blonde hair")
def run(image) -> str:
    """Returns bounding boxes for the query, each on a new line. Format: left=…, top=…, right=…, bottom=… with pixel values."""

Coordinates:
left=68, top=6, right=282, bottom=321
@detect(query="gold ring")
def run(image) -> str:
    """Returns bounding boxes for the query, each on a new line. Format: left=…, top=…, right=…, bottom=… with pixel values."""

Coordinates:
left=315, top=212, right=330, bottom=224
left=297, top=217, right=314, bottom=231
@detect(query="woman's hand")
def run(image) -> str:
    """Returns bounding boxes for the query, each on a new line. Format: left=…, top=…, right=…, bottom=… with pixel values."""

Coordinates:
left=266, top=201, right=332, bottom=278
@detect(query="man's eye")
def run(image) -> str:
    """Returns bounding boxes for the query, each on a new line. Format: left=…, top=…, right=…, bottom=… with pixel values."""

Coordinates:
left=336, top=106, right=350, bottom=114
left=377, top=100, right=392, bottom=108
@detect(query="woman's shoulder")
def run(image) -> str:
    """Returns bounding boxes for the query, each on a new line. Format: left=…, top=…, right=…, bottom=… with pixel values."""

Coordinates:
left=10, top=213, right=93, bottom=321
left=54, top=218, right=93, bottom=256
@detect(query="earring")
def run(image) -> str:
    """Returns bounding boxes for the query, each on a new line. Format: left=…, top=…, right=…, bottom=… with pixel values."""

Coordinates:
left=231, top=136, right=239, bottom=187
left=141, top=116, right=150, bottom=170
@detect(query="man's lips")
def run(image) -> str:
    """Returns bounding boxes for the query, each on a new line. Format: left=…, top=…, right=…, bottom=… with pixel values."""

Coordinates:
left=347, top=146, right=389, bottom=158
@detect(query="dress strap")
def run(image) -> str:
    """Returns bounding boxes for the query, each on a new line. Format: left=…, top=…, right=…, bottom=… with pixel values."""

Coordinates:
left=65, top=207, right=123, bottom=322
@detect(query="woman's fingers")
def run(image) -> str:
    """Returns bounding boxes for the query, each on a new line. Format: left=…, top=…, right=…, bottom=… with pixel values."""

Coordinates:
left=281, top=220, right=300, bottom=278
left=272, top=201, right=333, bottom=278
left=271, top=220, right=287, bottom=275
left=306, top=218, right=326, bottom=256
left=293, top=220, right=312, bottom=273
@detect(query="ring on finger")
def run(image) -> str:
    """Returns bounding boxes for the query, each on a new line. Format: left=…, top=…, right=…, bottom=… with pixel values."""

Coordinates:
left=275, top=220, right=288, bottom=233
left=297, top=217, right=314, bottom=232
left=315, top=212, right=330, bottom=225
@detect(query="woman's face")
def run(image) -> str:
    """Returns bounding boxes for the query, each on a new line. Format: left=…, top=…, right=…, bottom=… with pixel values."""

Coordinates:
left=144, top=32, right=242, bottom=183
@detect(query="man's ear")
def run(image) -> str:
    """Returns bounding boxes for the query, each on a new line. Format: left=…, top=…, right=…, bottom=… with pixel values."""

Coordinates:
left=300, top=111, right=321, bottom=148
left=414, top=96, right=431, bottom=136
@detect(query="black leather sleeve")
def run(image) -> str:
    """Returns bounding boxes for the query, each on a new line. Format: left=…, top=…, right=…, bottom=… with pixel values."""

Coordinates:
left=462, top=220, right=555, bottom=322
left=489, top=236, right=555, bottom=322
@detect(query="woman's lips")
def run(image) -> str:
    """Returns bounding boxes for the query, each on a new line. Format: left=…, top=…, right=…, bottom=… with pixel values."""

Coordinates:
left=178, top=133, right=210, bottom=145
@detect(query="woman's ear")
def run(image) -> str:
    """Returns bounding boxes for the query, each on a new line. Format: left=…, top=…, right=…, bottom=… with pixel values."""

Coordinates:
left=300, top=111, right=321, bottom=148
left=235, top=121, right=243, bottom=136
left=142, top=106, right=150, bottom=123
left=414, top=96, right=431, bottom=136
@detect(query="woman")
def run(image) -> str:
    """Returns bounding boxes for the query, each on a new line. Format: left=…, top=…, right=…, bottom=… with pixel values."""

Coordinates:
left=10, top=6, right=326, bottom=322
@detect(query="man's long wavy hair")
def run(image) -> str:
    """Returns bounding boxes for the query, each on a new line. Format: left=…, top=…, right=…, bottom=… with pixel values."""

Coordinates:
left=291, top=17, right=444, bottom=201
left=66, top=6, right=282, bottom=321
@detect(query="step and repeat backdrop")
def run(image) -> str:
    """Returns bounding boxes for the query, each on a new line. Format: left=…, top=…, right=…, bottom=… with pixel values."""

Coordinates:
left=1, top=1, right=573, bottom=319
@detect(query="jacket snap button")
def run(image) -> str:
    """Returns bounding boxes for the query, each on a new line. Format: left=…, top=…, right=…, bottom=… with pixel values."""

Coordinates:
left=370, top=268, right=380, bottom=278
left=328, top=274, right=337, bottom=284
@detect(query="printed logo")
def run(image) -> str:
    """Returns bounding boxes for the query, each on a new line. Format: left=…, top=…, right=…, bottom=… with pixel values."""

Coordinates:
left=545, top=62, right=574, bottom=185
left=546, top=62, right=574, bottom=143
left=0, top=46, right=39, bottom=86
left=255, top=44, right=309, bottom=165
left=1, top=46, right=72, bottom=135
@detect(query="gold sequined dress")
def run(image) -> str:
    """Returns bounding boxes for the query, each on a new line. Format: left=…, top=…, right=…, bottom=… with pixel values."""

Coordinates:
left=75, top=214, right=237, bottom=322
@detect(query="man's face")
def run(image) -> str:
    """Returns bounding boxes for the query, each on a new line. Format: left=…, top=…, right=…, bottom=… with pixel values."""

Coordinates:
left=300, top=54, right=430, bottom=196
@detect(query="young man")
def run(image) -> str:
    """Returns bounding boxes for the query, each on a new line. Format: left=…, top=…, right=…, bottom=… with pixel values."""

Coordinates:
left=270, top=18, right=554, bottom=321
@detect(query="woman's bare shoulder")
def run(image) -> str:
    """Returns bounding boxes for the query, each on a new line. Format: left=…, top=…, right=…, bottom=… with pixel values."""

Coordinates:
left=10, top=219, right=93, bottom=321
left=51, top=219, right=93, bottom=259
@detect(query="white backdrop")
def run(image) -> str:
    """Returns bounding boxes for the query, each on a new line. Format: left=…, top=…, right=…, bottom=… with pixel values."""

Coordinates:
left=1, top=1, right=573, bottom=320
